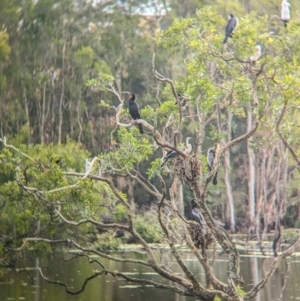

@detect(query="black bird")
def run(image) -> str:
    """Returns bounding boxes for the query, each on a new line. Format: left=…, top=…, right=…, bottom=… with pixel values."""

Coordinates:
left=125, top=91, right=143, bottom=134
left=160, top=137, right=192, bottom=167
left=223, top=14, right=238, bottom=44
left=191, top=199, right=207, bottom=235
left=176, top=93, right=189, bottom=108
left=160, top=149, right=179, bottom=167
left=207, top=148, right=218, bottom=185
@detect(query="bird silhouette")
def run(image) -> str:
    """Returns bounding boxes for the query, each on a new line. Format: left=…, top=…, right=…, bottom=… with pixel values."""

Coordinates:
left=125, top=91, right=143, bottom=134
left=223, top=14, right=238, bottom=44
left=207, top=148, right=218, bottom=185
left=191, top=199, right=207, bottom=235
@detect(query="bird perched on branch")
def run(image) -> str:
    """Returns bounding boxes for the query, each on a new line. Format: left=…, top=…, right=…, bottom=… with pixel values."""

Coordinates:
left=191, top=199, right=207, bottom=235
left=223, top=14, right=238, bottom=44
left=207, top=148, right=218, bottom=185
left=124, top=91, right=143, bottom=134
left=85, top=159, right=91, bottom=173
left=176, top=93, right=189, bottom=109
left=250, top=44, right=262, bottom=65
left=281, top=0, right=291, bottom=28
left=160, top=137, right=192, bottom=167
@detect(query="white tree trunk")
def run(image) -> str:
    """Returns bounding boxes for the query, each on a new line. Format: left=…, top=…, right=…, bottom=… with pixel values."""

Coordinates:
left=217, top=106, right=236, bottom=232
left=247, top=105, right=256, bottom=223
left=224, top=148, right=236, bottom=232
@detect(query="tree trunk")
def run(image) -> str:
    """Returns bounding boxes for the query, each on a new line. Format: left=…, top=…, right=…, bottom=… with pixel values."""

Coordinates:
left=217, top=105, right=236, bottom=232
left=224, top=148, right=236, bottom=233
left=247, top=105, right=256, bottom=223
left=58, top=21, right=66, bottom=144
left=23, top=88, right=30, bottom=145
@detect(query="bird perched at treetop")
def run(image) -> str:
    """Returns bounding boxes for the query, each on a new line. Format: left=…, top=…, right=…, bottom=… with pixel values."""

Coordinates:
left=281, top=0, right=291, bottom=28
left=124, top=91, right=143, bottom=134
left=223, top=14, right=238, bottom=44
left=191, top=199, right=207, bottom=235
left=250, top=44, right=262, bottom=65
left=160, top=137, right=192, bottom=167
left=207, top=148, right=218, bottom=185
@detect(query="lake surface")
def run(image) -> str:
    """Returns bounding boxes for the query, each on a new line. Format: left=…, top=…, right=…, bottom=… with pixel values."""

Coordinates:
left=1, top=249, right=300, bottom=301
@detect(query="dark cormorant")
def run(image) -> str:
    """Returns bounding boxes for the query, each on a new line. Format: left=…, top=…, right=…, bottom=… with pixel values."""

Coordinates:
left=207, top=148, right=218, bottom=185
left=160, top=137, right=192, bottom=167
left=191, top=199, right=207, bottom=235
left=126, top=91, right=143, bottom=134
left=281, top=0, right=291, bottom=28
left=223, top=14, right=238, bottom=44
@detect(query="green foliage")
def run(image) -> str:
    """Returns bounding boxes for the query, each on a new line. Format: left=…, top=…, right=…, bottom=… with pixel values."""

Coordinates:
left=100, top=127, right=153, bottom=173
left=283, top=229, right=299, bottom=243
left=94, top=231, right=121, bottom=251
left=87, top=71, right=114, bottom=90
left=0, top=31, right=10, bottom=61
left=236, top=285, right=246, bottom=297
left=0, top=139, right=113, bottom=262
left=74, top=46, right=94, bottom=71
left=147, top=158, right=162, bottom=180
left=113, top=204, right=128, bottom=222
left=135, top=214, right=164, bottom=243
left=294, top=220, right=300, bottom=229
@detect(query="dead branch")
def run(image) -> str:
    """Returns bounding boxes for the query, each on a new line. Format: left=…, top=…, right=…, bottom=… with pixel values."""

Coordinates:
left=157, top=193, right=202, bottom=291
left=55, top=205, right=130, bottom=231
left=128, top=169, right=162, bottom=199
left=37, top=267, right=103, bottom=295
left=276, top=99, right=300, bottom=166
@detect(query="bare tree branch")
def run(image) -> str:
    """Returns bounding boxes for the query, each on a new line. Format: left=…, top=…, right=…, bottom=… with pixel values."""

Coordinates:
left=37, top=267, right=104, bottom=295
left=157, top=193, right=202, bottom=291
left=276, top=99, right=300, bottom=166
left=244, top=235, right=300, bottom=300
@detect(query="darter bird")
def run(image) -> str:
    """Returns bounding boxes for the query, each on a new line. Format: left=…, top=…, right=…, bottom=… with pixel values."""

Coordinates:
left=191, top=199, right=207, bottom=235
left=207, top=148, right=218, bottom=185
left=160, top=137, right=192, bottom=167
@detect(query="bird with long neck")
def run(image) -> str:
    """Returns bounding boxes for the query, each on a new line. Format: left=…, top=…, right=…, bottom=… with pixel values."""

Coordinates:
left=191, top=199, right=207, bottom=235
left=281, top=0, right=291, bottom=28
left=160, top=137, right=192, bottom=167
left=124, top=91, right=143, bottom=134
left=207, top=147, right=218, bottom=185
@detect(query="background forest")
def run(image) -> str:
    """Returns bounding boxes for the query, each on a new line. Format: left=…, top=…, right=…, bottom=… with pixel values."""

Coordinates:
left=1, top=0, right=300, bottom=257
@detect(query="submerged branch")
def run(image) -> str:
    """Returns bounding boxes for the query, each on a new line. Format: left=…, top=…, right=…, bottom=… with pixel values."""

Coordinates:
left=37, top=267, right=103, bottom=295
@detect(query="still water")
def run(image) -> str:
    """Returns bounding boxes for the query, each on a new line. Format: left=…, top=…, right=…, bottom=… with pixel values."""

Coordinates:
left=1, top=249, right=300, bottom=301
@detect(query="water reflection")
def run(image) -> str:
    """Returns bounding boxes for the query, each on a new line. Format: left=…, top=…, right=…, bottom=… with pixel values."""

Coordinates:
left=1, top=251, right=300, bottom=301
